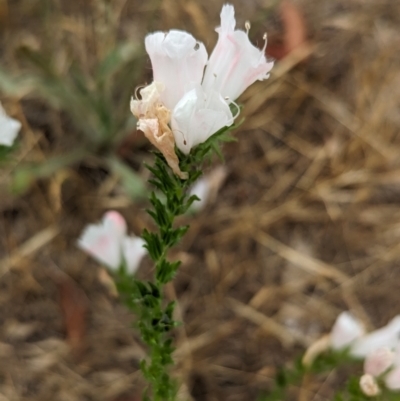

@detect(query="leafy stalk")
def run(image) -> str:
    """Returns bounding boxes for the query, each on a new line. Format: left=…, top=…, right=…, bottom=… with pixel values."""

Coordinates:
left=114, top=124, right=238, bottom=401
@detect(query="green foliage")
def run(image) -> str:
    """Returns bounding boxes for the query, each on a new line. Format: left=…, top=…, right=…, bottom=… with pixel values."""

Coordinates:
left=114, top=125, right=237, bottom=401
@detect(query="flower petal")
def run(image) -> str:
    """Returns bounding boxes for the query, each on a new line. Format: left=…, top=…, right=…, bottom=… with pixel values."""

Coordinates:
left=202, top=4, right=274, bottom=102
left=138, top=116, right=188, bottom=179
left=330, top=311, right=365, bottom=350
left=130, top=81, right=165, bottom=118
left=145, top=30, right=207, bottom=110
left=171, top=86, right=233, bottom=154
left=351, top=316, right=400, bottom=358
left=364, top=347, right=394, bottom=377
left=0, top=103, right=21, bottom=146
left=77, top=212, right=127, bottom=269
left=122, top=236, right=147, bottom=274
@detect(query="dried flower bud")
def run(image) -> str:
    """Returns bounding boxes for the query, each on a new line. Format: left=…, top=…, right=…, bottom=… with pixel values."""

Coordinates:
left=360, top=374, right=380, bottom=397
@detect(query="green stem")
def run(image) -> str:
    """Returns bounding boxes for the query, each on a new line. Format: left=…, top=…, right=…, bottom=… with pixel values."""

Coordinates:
left=125, top=151, right=200, bottom=401
left=116, top=124, right=237, bottom=401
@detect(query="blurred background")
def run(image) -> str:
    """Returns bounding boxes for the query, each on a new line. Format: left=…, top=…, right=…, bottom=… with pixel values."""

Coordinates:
left=0, top=0, right=400, bottom=400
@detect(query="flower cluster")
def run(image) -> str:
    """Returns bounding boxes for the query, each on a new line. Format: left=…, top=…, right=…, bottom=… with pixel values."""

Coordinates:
left=0, top=102, right=21, bottom=146
left=330, top=311, right=400, bottom=396
left=77, top=211, right=147, bottom=274
left=131, top=4, right=273, bottom=178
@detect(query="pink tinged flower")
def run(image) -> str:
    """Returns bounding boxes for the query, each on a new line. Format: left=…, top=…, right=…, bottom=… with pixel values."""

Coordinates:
left=364, top=347, right=394, bottom=377
left=330, top=312, right=365, bottom=351
left=145, top=30, right=208, bottom=110
left=171, top=86, right=234, bottom=154
left=359, top=374, right=381, bottom=397
left=351, top=316, right=400, bottom=358
left=0, top=103, right=21, bottom=146
left=77, top=211, right=127, bottom=269
left=77, top=211, right=146, bottom=272
left=202, top=4, right=274, bottom=103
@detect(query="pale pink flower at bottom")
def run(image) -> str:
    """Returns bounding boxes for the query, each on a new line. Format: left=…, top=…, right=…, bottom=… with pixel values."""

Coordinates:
left=0, top=102, right=21, bottom=146
left=78, top=211, right=126, bottom=269
left=77, top=211, right=146, bottom=273
left=330, top=312, right=365, bottom=350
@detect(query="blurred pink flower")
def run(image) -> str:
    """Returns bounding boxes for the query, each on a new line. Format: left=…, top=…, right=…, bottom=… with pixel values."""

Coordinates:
left=78, top=211, right=146, bottom=273
left=330, top=312, right=365, bottom=350
left=0, top=103, right=21, bottom=146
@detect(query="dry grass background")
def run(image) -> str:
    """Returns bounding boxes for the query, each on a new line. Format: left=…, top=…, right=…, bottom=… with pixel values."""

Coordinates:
left=0, top=0, right=400, bottom=400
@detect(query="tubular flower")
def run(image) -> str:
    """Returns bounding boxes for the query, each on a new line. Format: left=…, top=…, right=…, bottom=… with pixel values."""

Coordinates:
left=0, top=102, right=21, bottom=146
left=171, top=85, right=234, bottom=154
left=202, top=4, right=274, bottom=103
left=77, top=211, right=146, bottom=274
left=132, top=4, right=273, bottom=172
left=145, top=30, right=207, bottom=111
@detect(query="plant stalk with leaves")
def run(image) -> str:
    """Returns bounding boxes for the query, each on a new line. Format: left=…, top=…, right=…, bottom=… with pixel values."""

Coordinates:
left=115, top=127, right=236, bottom=401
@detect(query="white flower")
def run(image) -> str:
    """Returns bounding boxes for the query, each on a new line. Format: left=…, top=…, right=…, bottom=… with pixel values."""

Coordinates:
left=330, top=312, right=365, bottom=350
left=132, top=4, right=274, bottom=172
left=77, top=211, right=146, bottom=274
left=359, top=374, right=381, bottom=397
left=171, top=86, right=233, bottom=154
left=351, top=316, right=400, bottom=358
left=0, top=102, right=21, bottom=146
left=202, top=4, right=274, bottom=103
left=145, top=30, right=207, bottom=110
left=364, top=347, right=394, bottom=377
